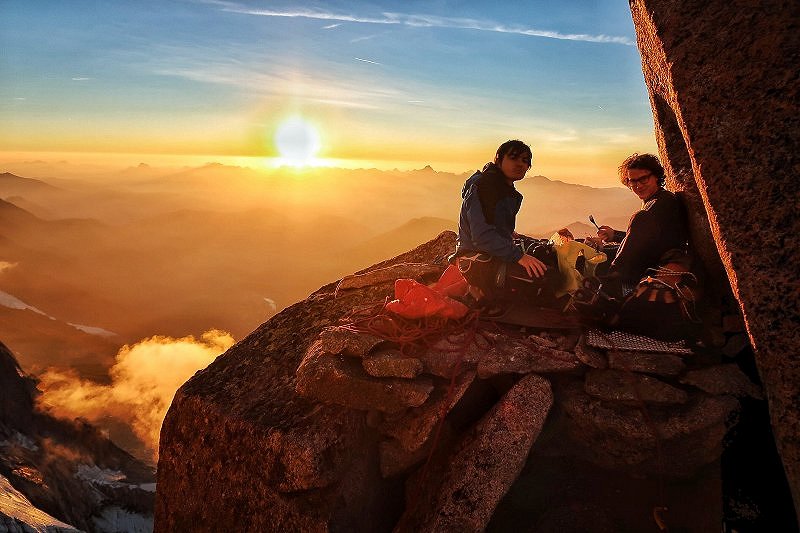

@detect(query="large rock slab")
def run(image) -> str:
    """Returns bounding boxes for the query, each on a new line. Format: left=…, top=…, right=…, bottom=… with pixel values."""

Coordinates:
left=477, top=338, right=581, bottom=378
left=585, top=369, right=689, bottom=405
left=607, top=351, right=686, bottom=377
left=560, top=383, right=738, bottom=476
left=680, top=364, right=762, bottom=399
left=296, top=341, right=434, bottom=413
left=363, top=349, right=423, bottom=379
left=575, top=341, right=608, bottom=369
left=397, top=374, right=553, bottom=532
left=415, top=332, right=489, bottom=378
left=316, top=326, right=386, bottom=357
left=380, top=371, right=475, bottom=453
left=630, top=0, right=800, bottom=513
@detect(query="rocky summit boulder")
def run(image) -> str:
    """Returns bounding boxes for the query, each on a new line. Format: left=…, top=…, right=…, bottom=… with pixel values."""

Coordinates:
left=629, top=0, right=800, bottom=517
left=155, top=231, right=768, bottom=532
left=156, top=233, right=457, bottom=532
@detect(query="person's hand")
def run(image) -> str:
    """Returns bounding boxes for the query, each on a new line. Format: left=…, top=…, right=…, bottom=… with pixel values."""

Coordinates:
left=517, top=254, right=547, bottom=278
left=584, top=236, right=604, bottom=249
left=597, top=225, right=616, bottom=242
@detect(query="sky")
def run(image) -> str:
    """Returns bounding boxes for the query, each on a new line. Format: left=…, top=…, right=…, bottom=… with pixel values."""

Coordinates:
left=0, top=0, right=657, bottom=185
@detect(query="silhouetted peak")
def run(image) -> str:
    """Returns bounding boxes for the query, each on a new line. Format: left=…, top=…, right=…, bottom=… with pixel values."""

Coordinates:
left=0, top=340, right=37, bottom=428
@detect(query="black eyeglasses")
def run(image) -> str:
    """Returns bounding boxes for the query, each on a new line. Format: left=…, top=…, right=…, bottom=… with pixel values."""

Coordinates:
left=626, top=173, right=653, bottom=187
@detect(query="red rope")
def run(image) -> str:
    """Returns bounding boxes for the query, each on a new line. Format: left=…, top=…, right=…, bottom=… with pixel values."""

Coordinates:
left=339, top=298, right=484, bottom=355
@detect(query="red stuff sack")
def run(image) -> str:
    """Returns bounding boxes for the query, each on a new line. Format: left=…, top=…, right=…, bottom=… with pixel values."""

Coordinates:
left=430, top=264, right=470, bottom=298
left=386, top=278, right=469, bottom=320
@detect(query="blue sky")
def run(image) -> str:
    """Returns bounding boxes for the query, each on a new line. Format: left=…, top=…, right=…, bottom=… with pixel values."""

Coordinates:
left=0, top=0, right=656, bottom=184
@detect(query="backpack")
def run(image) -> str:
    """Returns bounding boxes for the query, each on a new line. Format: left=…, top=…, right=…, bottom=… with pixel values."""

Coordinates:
left=615, top=263, right=701, bottom=341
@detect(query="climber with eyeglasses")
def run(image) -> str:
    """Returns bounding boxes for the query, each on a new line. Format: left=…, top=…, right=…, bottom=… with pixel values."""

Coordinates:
left=587, top=153, right=690, bottom=296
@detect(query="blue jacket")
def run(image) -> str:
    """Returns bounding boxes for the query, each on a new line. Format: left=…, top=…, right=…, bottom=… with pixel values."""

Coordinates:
left=455, top=163, right=524, bottom=263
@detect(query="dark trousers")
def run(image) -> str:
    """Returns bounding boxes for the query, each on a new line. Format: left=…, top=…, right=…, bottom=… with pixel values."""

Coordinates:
left=454, top=252, right=560, bottom=305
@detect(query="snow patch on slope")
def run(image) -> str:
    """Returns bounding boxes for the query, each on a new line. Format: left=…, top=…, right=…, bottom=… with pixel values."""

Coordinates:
left=0, top=289, right=118, bottom=337
left=0, top=290, right=50, bottom=317
left=92, top=506, right=153, bottom=533
left=67, top=323, right=117, bottom=338
left=0, top=431, right=39, bottom=452
left=0, top=473, right=77, bottom=532
left=75, top=465, right=126, bottom=487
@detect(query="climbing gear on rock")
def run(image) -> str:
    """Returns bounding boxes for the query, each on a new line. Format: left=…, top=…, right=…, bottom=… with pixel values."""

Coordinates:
left=616, top=265, right=700, bottom=342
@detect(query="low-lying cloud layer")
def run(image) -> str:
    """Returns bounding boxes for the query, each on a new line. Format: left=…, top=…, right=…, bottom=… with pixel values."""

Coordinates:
left=37, top=330, right=235, bottom=461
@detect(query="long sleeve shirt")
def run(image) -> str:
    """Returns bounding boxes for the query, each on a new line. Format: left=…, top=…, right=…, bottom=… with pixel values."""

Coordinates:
left=610, top=188, right=689, bottom=283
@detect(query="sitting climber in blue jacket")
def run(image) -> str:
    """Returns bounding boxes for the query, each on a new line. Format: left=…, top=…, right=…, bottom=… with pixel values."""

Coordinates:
left=452, top=140, right=555, bottom=307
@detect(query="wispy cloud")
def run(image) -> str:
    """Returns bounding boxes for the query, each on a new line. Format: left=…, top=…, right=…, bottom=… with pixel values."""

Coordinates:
left=354, top=57, right=381, bottom=66
left=218, top=4, right=634, bottom=45
left=150, top=61, right=392, bottom=110
left=141, top=42, right=401, bottom=109
left=322, top=23, right=341, bottom=29
left=218, top=4, right=397, bottom=25
left=350, top=34, right=376, bottom=43
left=71, top=77, right=91, bottom=81
left=306, top=97, right=379, bottom=110
left=588, top=128, right=642, bottom=145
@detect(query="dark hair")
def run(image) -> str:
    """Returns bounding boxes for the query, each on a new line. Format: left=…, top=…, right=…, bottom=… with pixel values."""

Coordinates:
left=494, top=140, right=532, bottom=166
left=618, top=153, right=666, bottom=187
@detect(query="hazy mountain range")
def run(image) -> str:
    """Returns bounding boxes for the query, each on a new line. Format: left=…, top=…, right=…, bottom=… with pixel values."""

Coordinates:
left=0, top=166, right=636, bottom=372
left=0, top=163, right=638, bottom=458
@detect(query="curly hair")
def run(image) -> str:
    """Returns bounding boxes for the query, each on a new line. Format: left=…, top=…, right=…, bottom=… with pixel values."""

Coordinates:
left=618, top=153, right=666, bottom=187
left=494, top=139, right=532, bottom=167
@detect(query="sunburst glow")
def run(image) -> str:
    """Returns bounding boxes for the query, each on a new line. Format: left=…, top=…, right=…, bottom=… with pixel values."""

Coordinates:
left=274, top=117, right=321, bottom=166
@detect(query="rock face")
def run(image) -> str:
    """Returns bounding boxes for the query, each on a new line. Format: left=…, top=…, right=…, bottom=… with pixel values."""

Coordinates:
left=397, top=374, right=553, bottom=532
left=0, top=341, right=155, bottom=532
left=629, top=0, right=800, bottom=517
left=155, top=234, right=458, bottom=532
left=155, top=232, right=761, bottom=531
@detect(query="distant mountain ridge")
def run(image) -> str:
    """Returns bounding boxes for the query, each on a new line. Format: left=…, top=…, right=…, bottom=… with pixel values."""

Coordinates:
left=0, top=198, right=39, bottom=226
left=0, top=165, right=643, bottom=464
left=0, top=172, right=62, bottom=196
left=0, top=165, right=641, bottom=346
left=344, top=217, right=456, bottom=268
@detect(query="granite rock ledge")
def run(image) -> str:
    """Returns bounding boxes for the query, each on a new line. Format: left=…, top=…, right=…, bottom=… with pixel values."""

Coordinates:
left=155, top=232, right=757, bottom=532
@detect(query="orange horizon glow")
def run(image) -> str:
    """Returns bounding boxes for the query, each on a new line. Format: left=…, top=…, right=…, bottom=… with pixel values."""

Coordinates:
left=0, top=145, right=642, bottom=187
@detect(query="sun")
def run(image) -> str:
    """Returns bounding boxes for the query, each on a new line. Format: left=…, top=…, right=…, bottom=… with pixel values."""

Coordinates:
left=274, top=117, right=321, bottom=166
